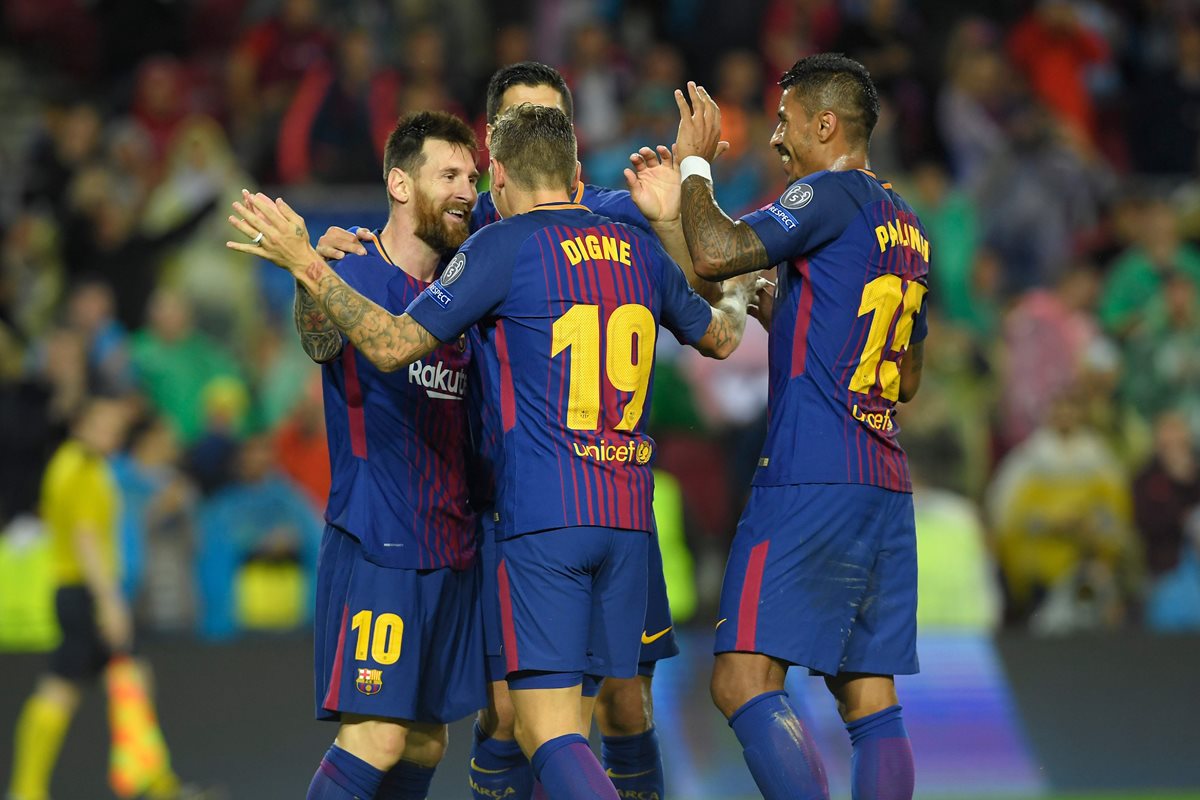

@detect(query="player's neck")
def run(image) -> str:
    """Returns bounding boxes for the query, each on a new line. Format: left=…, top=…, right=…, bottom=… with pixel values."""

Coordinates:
left=504, top=187, right=573, bottom=216
left=378, top=218, right=440, bottom=283
left=819, top=150, right=870, bottom=174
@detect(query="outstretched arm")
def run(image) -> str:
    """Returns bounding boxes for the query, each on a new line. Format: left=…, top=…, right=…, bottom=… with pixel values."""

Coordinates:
left=625, top=144, right=725, bottom=304
left=673, top=82, right=771, bottom=281
left=228, top=193, right=440, bottom=372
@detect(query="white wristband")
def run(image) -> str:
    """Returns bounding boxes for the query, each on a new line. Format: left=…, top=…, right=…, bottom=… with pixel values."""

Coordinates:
left=679, top=156, right=712, bottom=183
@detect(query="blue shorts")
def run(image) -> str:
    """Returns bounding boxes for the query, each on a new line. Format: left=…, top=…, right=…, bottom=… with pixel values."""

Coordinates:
left=715, top=484, right=919, bottom=677
left=314, top=525, right=486, bottom=724
left=483, top=519, right=674, bottom=682
left=496, top=526, right=647, bottom=681
left=639, top=524, right=679, bottom=674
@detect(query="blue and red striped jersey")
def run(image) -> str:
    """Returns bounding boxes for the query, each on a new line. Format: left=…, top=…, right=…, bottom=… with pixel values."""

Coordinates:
left=321, top=231, right=475, bottom=569
left=470, top=182, right=652, bottom=233
left=408, top=203, right=713, bottom=539
left=463, top=183, right=653, bottom=512
left=742, top=169, right=930, bottom=493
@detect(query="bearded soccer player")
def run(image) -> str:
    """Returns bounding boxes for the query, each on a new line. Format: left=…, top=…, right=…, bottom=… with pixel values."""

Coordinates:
left=232, top=111, right=484, bottom=800
left=667, top=56, right=930, bottom=800
left=316, top=62, right=719, bottom=800
left=230, top=103, right=751, bottom=800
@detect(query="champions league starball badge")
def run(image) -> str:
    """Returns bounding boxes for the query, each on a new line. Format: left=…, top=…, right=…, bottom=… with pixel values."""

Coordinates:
left=780, top=183, right=814, bottom=210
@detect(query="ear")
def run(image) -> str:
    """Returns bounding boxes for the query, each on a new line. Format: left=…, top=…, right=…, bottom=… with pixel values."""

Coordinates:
left=387, top=167, right=410, bottom=205
left=572, top=161, right=582, bottom=192
left=817, top=110, right=838, bottom=144
left=490, top=157, right=506, bottom=191
left=484, top=123, right=494, bottom=152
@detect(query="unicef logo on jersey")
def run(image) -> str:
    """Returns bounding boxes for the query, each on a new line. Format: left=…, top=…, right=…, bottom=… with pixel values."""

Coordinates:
left=440, top=253, right=466, bottom=286
left=780, top=182, right=814, bottom=210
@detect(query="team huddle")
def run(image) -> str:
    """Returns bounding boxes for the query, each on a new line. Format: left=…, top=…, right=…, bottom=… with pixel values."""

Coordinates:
left=227, top=54, right=929, bottom=800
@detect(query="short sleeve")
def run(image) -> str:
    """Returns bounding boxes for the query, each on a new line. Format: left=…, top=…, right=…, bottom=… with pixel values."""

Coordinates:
left=741, top=172, right=844, bottom=265
left=650, top=237, right=712, bottom=346
left=406, top=233, right=513, bottom=342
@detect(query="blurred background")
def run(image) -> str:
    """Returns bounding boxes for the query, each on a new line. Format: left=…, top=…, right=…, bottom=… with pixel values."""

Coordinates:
left=1, top=0, right=1199, bottom=797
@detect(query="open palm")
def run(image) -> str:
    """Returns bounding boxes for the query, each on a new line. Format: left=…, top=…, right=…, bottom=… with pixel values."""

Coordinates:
left=624, top=145, right=682, bottom=223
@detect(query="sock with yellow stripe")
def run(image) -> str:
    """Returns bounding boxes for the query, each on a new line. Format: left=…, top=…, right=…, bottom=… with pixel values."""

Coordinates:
left=601, top=728, right=664, bottom=800
left=9, top=693, right=72, bottom=800
left=468, top=721, right=532, bottom=800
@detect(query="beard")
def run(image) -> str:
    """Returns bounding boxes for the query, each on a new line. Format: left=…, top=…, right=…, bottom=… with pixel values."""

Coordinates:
left=413, top=187, right=470, bottom=255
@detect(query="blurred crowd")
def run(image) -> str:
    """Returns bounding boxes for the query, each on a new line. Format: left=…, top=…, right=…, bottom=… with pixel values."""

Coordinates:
left=3, top=0, right=1200, bottom=647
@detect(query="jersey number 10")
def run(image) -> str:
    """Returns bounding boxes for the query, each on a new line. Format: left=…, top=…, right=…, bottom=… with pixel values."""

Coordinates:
left=551, top=303, right=657, bottom=431
left=849, top=274, right=927, bottom=401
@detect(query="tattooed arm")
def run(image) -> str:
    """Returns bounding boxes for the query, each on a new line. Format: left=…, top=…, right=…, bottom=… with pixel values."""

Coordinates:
left=227, top=193, right=440, bottom=372
left=293, top=282, right=343, bottom=363
left=681, top=175, right=771, bottom=281
left=296, top=259, right=440, bottom=372
left=692, top=272, right=754, bottom=360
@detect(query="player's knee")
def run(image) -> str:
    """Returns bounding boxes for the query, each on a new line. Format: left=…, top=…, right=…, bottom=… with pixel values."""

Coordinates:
left=480, top=686, right=518, bottom=740
left=595, top=677, right=652, bottom=736
left=401, top=723, right=448, bottom=767
left=710, top=660, right=766, bottom=719
left=336, top=719, right=409, bottom=768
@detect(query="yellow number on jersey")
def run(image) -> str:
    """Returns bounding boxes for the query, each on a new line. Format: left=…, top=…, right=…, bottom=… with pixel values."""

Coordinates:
left=551, top=303, right=657, bottom=431
left=350, top=610, right=404, bottom=665
left=848, top=275, right=927, bottom=401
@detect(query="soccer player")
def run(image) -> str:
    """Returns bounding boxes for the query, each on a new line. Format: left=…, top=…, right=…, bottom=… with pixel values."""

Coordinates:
left=316, top=62, right=716, bottom=800
left=233, top=110, right=485, bottom=800
left=229, top=103, right=752, bottom=800
left=8, top=397, right=193, bottom=800
left=669, top=56, right=930, bottom=800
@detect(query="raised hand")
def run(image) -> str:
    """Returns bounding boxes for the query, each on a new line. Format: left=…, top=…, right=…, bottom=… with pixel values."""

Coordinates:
left=674, top=82, right=723, bottom=163
left=624, top=145, right=683, bottom=223
left=226, top=189, right=320, bottom=276
left=316, top=225, right=373, bottom=261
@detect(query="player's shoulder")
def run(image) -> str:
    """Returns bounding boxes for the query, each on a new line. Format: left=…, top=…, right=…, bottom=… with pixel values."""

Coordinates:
left=581, top=183, right=650, bottom=229
left=331, top=227, right=391, bottom=274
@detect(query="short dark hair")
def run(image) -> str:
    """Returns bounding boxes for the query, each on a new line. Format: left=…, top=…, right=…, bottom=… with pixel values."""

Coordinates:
left=485, top=61, right=573, bottom=124
left=779, top=53, right=879, bottom=148
left=490, top=104, right=576, bottom=193
left=382, top=110, right=477, bottom=181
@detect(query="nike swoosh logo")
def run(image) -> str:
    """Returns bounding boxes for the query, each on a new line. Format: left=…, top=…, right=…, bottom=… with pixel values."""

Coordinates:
left=606, top=767, right=656, bottom=779
left=470, top=758, right=509, bottom=775
left=641, top=626, right=672, bottom=645
left=715, top=618, right=728, bottom=630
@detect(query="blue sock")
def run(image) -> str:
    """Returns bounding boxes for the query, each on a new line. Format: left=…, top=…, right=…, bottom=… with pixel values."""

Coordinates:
left=600, top=727, right=664, bottom=800
left=376, top=759, right=437, bottom=799
left=729, top=691, right=829, bottom=800
left=531, top=733, right=618, bottom=799
left=846, top=705, right=914, bottom=800
left=306, top=745, right=385, bottom=800
left=469, top=721, right=533, bottom=800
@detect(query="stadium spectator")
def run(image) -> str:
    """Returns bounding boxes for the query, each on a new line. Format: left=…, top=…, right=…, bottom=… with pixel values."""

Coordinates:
left=1145, top=508, right=1200, bottom=631
left=129, top=289, right=241, bottom=445
left=1007, top=0, right=1111, bottom=147
left=1134, top=412, right=1200, bottom=579
left=988, top=386, right=1137, bottom=625
left=997, top=263, right=1102, bottom=451
left=195, top=434, right=321, bottom=640
left=1099, top=198, right=1200, bottom=338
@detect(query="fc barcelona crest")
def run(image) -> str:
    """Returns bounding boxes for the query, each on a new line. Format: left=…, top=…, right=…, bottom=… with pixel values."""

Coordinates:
left=356, top=668, right=383, bottom=695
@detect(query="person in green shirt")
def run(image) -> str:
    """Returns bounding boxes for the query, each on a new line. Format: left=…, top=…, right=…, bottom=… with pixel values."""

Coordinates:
left=1099, top=198, right=1200, bottom=336
left=129, top=289, right=240, bottom=444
